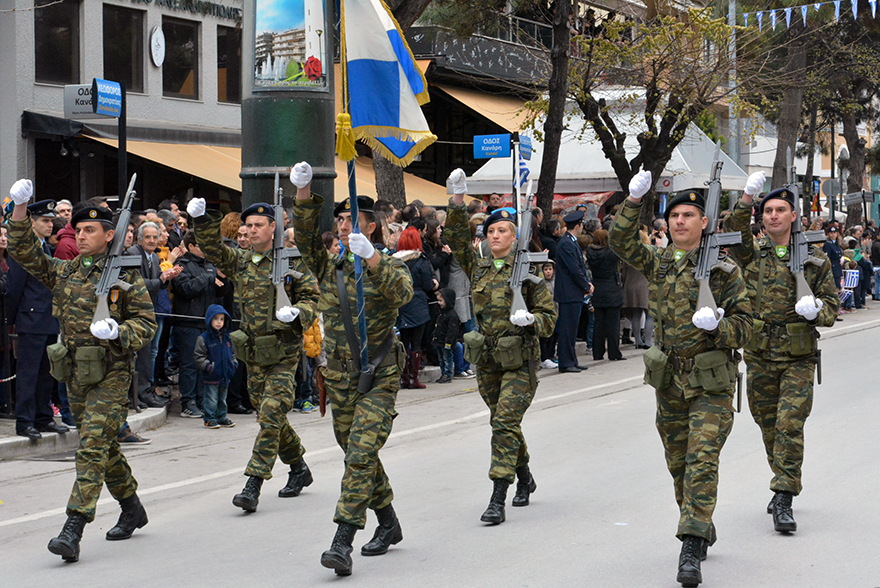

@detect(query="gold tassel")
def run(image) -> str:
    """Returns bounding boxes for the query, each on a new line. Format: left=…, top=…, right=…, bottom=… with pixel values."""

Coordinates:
left=335, top=113, right=357, bottom=161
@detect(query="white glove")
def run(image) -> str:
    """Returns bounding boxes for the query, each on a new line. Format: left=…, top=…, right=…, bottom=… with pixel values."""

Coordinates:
left=187, top=198, right=206, bottom=218
left=9, top=179, right=33, bottom=205
left=510, top=309, right=535, bottom=327
left=744, top=171, right=766, bottom=196
left=347, top=232, right=376, bottom=259
left=795, top=296, right=823, bottom=321
left=692, top=306, right=724, bottom=332
left=90, top=318, right=119, bottom=340
left=290, top=161, right=313, bottom=189
left=628, top=170, right=653, bottom=200
left=448, top=168, right=468, bottom=195
left=276, top=305, right=300, bottom=323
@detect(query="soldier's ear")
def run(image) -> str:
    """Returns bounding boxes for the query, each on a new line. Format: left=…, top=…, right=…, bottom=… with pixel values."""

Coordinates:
left=105, top=228, right=115, bottom=243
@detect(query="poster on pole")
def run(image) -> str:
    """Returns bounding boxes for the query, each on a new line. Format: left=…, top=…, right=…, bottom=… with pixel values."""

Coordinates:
left=253, top=0, right=328, bottom=91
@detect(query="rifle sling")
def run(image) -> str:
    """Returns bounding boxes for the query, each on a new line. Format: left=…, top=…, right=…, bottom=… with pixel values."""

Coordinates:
left=756, top=248, right=768, bottom=311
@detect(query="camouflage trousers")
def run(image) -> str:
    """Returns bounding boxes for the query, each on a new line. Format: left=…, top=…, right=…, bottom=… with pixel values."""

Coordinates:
left=66, top=366, right=138, bottom=522
left=244, top=358, right=306, bottom=479
left=744, top=353, right=815, bottom=495
left=474, top=355, right=538, bottom=484
left=655, top=371, right=734, bottom=542
left=323, top=363, right=398, bottom=529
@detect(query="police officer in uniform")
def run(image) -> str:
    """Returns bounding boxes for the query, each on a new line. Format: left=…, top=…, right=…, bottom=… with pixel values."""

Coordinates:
left=6, top=179, right=157, bottom=562
left=609, top=171, right=752, bottom=588
left=187, top=198, right=320, bottom=512
left=445, top=169, right=558, bottom=526
left=554, top=209, right=593, bottom=373
left=723, top=172, right=839, bottom=533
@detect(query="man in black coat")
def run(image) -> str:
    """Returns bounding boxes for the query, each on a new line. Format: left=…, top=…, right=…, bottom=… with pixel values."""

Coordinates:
left=554, top=210, right=593, bottom=373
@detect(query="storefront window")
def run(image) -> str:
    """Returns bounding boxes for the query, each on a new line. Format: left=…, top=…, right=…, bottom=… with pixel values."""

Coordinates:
left=162, top=17, right=199, bottom=100
left=103, top=5, right=145, bottom=93
left=34, top=0, right=80, bottom=85
left=217, top=26, right=242, bottom=104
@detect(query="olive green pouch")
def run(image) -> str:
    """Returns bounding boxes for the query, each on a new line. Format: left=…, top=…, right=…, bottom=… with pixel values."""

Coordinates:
left=493, top=335, right=524, bottom=370
left=46, top=342, right=73, bottom=383
left=746, top=318, right=769, bottom=352
left=229, top=330, right=250, bottom=362
left=642, top=345, right=671, bottom=390
left=690, top=349, right=733, bottom=393
left=463, top=330, right=488, bottom=366
left=75, top=346, right=106, bottom=386
left=253, top=334, right=282, bottom=367
left=785, top=322, right=817, bottom=357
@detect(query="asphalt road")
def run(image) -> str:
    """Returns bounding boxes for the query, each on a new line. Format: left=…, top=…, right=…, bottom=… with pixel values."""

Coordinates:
left=2, top=318, right=879, bottom=588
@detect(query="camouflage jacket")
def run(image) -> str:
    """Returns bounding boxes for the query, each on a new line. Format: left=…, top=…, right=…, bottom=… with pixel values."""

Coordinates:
left=293, top=196, right=413, bottom=361
left=609, top=200, right=751, bottom=357
left=445, top=200, right=557, bottom=342
left=194, top=210, right=319, bottom=341
left=6, top=216, right=156, bottom=357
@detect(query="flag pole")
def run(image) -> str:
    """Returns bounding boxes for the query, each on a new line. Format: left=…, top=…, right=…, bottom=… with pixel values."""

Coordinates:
left=346, top=160, right=370, bottom=371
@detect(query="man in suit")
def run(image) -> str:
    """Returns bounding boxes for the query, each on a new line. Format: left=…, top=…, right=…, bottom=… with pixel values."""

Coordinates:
left=5, top=200, right=68, bottom=439
left=554, top=210, right=593, bottom=373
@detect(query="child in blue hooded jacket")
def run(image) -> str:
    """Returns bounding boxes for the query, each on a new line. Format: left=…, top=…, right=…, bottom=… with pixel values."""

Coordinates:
left=194, top=304, right=238, bottom=428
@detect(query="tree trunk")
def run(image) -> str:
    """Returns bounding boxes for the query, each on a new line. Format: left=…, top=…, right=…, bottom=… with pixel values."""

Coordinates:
left=840, top=110, right=866, bottom=229
left=373, top=152, right=407, bottom=211
left=535, top=0, right=571, bottom=218
left=771, top=35, right=807, bottom=191
left=803, top=104, right=817, bottom=220
left=390, top=0, right=434, bottom=30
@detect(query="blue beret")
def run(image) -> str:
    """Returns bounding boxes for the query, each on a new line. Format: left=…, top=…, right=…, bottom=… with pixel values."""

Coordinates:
left=482, top=207, right=517, bottom=235
left=71, top=206, right=113, bottom=228
left=665, top=190, right=705, bottom=223
left=334, top=195, right=374, bottom=217
left=241, top=203, right=274, bottom=222
left=757, top=188, right=796, bottom=217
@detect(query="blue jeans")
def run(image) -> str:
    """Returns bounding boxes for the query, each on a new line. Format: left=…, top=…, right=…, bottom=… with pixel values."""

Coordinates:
left=873, top=268, right=880, bottom=299
left=453, top=342, right=470, bottom=374
left=438, top=346, right=454, bottom=378
left=173, top=326, right=202, bottom=408
left=202, top=382, right=228, bottom=423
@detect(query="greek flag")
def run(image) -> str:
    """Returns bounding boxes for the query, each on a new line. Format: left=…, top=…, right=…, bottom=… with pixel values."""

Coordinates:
left=518, top=155, right=530, bottom=188
left=844, top=269, right=860, bottom=289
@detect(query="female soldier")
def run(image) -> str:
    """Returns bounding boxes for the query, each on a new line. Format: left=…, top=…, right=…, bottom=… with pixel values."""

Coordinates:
left=444, top=169, right=557, bottom=525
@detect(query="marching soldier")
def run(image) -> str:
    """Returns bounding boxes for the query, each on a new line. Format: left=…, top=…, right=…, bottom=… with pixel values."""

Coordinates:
left=187, top=198, right=320, bottom=512
left=445, top=169, right=558, bottom=526
left=290, top=162, right=413, bottom=576
left=6, top=179, right=157, bottom=562
left=609, top=171, right=752, bottom=588
left=723, top=172, right=838, bottom=533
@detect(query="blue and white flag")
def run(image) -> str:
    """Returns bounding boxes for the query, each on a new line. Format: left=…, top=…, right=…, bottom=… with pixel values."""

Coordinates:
left=518, top=155, right=530, bottom=188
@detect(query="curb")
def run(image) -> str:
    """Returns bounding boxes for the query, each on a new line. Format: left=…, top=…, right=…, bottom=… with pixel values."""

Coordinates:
left=0, top=407, right=167, bottom=462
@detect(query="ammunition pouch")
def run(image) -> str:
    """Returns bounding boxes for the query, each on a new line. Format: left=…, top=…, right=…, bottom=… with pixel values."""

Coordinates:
left=689, top=349, right=734, bottom=393
left=463, top=331, right=488, bottom=366
left=493, top=335, right=524, bottom=371
left=785, top=322, right=818, bottom=357
left=46, top=341, right=73, bottom=383
left=253, top=334, right=283, bottom=367
left=229, top=330, right=250, bottom=362
left=643, top=345, right=671, bottom=390
left=746, top=318, right=769, bottom=352
left=75, top=346, right=107, bottom=386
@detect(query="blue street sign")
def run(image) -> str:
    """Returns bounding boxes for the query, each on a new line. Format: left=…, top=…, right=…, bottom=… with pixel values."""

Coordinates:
left=474, top=134, right=511, bottom=159
left=520, top=136, right=532, bottom=160
left=91, top=78, right=122, bottom=117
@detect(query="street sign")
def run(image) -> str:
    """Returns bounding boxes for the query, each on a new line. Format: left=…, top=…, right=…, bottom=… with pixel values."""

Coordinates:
left=473, top=133, right=511, bottom=159
left=520, top=136, right=532, bottom=160
left=63, top=85, right=102, bottom=119
left=91, top=78, right=122, bottom=117
left=821, top=178, right=840, bottom=197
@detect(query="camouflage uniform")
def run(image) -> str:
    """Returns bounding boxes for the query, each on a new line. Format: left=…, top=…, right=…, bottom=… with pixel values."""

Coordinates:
left=293, top=196, right=413, bottom=529
left=195, top=211, right=319, bottom=480
left=444, top=201, right=557, bottom=484
left=6, top=216, right=156, bottom=522
left=724, top=202, right=838, bottom=495
left=610, top=200, right=752, bottom=541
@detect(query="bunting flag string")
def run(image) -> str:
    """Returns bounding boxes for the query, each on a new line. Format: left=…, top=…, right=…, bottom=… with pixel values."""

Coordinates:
left=757, top=10, right=763, bottom=30
left=834, top=0, right=841, bottom=21
left=785, top=6, right=793, bottom=26
left=771, top=9, right=778, bottom=29
left=871, top=0, right=877, bottom=17
left=802, top=5, right=809, bottom=25
left=739, top=0, right=877, bottom=28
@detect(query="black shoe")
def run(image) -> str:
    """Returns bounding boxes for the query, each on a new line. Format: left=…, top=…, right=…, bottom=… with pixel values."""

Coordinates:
left=611, top=356, right=628, bottom=361
left=361, top=504, right=403, bottom=556
left=36, top=421, right=69, bottom=434
left=106, top=494, right=148, bottom=540
left=772, top=491, right=797, bottom=533
left=17, top=425, right=42, bottom=440
left=766, top=493, right=778, bottom=514
left=139, top=391, right=169, bottom=408
left=278, top=459, right=313, bottom=497
left=511, top=465, right=537, bottom=507
left=233, top=476, right=263, bottom=512
left=47, top=513, right=88, bottom=562
left=559, top=366, right=582, bottom=373
left=321, top=522, right=358, bottom=576
left=676, top=535, right=704, bottom=587
left=435, top=375, right=452, bottom=383
left=228, top=404, right=254, bottom=415
left=480, top=479, right=510, bottom=525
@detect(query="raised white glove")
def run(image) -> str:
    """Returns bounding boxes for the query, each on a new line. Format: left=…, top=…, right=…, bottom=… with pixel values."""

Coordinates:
left=744, top=171, right=766, bottom=196
left=290, top=161, right=313, bottom=189
left=187, top=198, right=206, bottom=218
left=276, top=305, right=300, bottom=323
left=795, top=296, right=823, bottom=321
left=692, top=306, right=724, bottom=331
left=628, top=170, right=653, bottom=200
left=347, top=232, right=375, bottom=259
left=448, top=168, right=468, bottom=195
left=9, top=179, right=33, bottom=206
left=510, top=309, right=535, bottom=326
left=90, top=318, right=119, bottom=340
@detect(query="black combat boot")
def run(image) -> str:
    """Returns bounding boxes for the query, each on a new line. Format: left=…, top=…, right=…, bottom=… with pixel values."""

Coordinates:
left=106, top=493, right=148, bottom=540
left=361, top=503, right=403, bottom=556
left=321, top=522, right=358, bottom=576
left=480, top=479, right=510, bottom=524
left=512, top=465, right=537, bottom=507
left=772, top=491, right=797, bottom=533
left=767, top=492, right=779, bottom=514
left=278, top=458, right=314, bottom=498
left=676, top=535, right=704, bottom=587
left=232, top=476, right=263, bottom=512
left=700, top=524, right=717, bottom=561
left=47, top=513, right=88, bottom=562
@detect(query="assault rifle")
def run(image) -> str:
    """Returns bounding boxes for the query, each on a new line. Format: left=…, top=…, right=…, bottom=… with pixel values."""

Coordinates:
left=92, top=173, right=142, bottom=324
left=786, top=147, right=826, bottom=303
left=271, top=173, right=303, bottom=317
left=694, top=142, right=741, bottom=319
left=509, top=177, right=547, bottom=317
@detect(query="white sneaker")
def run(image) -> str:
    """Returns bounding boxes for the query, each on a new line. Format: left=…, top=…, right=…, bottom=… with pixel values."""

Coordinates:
left=540, top=359, right=558, bottom=369
left=454, top=369, right=476, bottom=379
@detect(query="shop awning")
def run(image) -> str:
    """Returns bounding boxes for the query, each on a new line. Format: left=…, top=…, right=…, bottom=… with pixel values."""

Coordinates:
left=335, top=157, right=453, bottom=207
left=433, top=85, right=529, bottom=133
